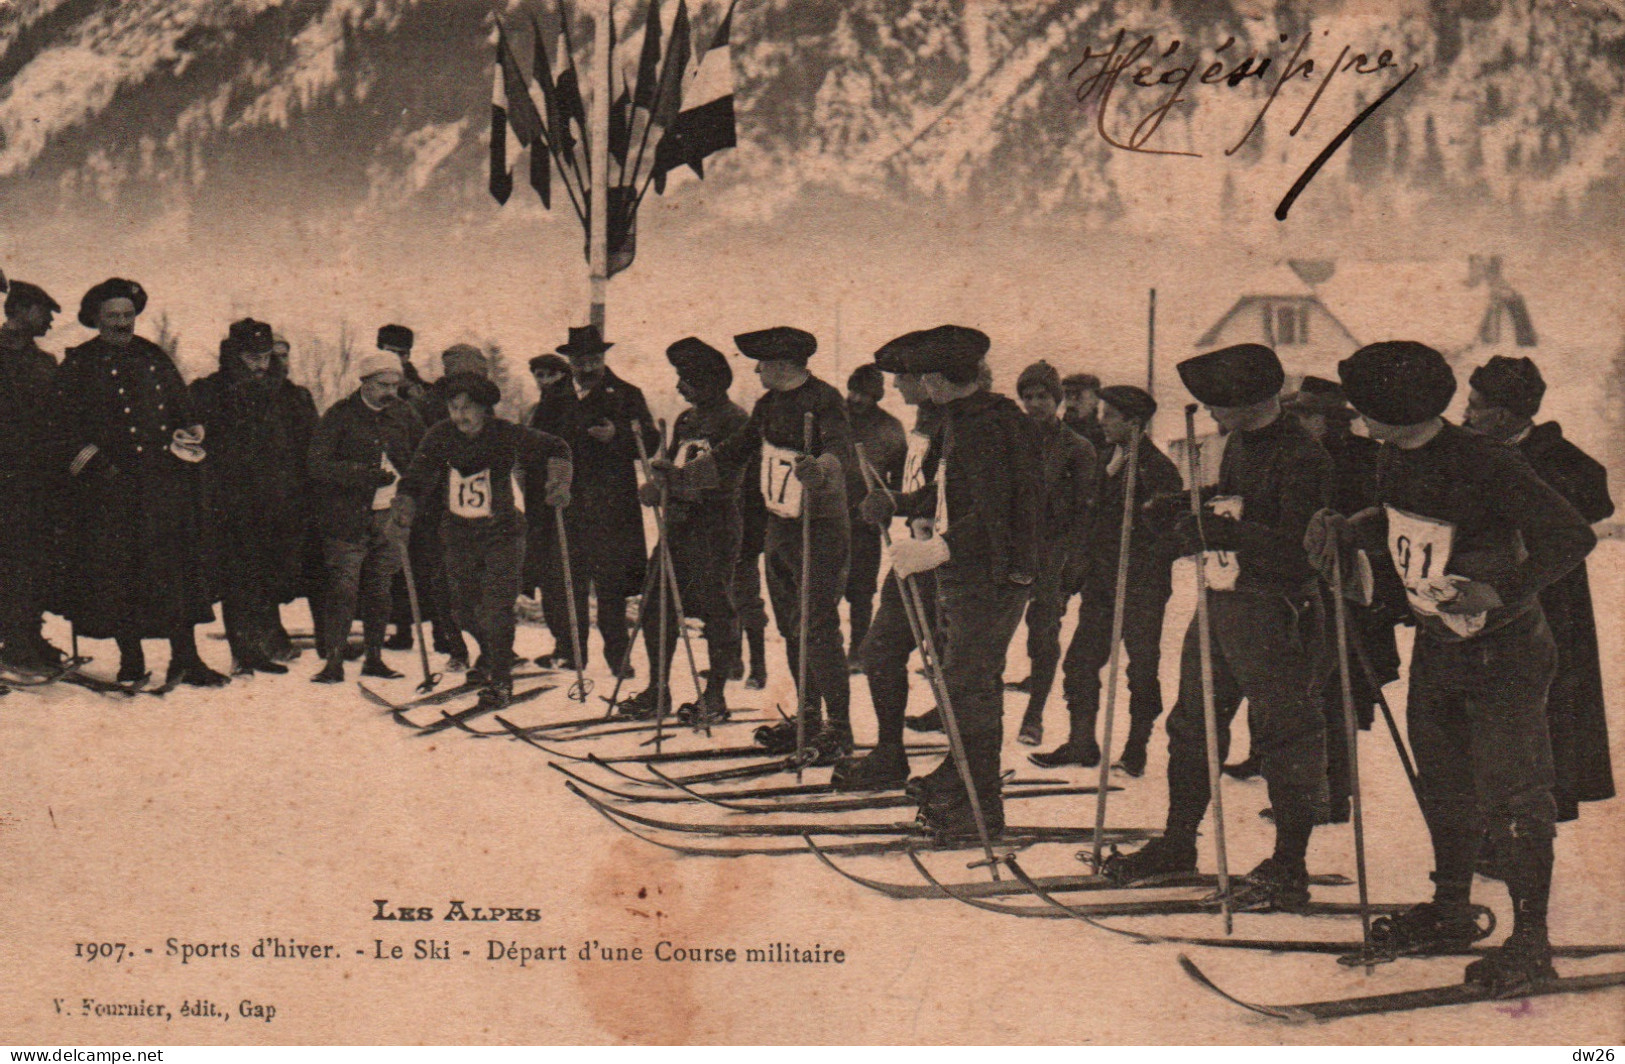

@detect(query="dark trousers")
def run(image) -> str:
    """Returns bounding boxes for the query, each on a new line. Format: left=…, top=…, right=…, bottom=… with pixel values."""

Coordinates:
left=391, top=519, right=462, bottom=652
left=1019, top=544, right=1073, bottom=721
left=642, top=505, right=742, bottom=689
left=764, top=514, right=850, bottom=728
left=0, top=508, right=46, bottom=659
left=844, top=518, right=883, bottom=657
left=1164, top=590, right=1329, bottom=840
left=926, top=571, right=1029, bottom=801
left=860, top=568, right=939, bottom=748
left=442, top=521, right=525, bottom=683
left=1063, top=578, right=1172, bottom=736
left=321, top=511, right=402, bottom=656
left=1408, top=610, right=1558, bottom=896
left=537, top=523, right=632, bottom=672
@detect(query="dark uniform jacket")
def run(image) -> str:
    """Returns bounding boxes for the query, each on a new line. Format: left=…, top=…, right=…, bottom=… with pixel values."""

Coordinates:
left=900, top=390, right=1042, bottom=586
left=307, top=391, right=425, bottom=541
left=668, top=398, right=751, bottom=510
left=709, top=375, right=855, bottom=524
left=0, top=329, right=62, bottom=606
left=399, top=418, right=569, bottom=539
left=1518, top=420, right=1615, bottom=810
left=1081, top=434, right=1182, bottom=594
left=1034, top=416, right=1098, bottom=548
left=846, top=399, right=906, bottom=500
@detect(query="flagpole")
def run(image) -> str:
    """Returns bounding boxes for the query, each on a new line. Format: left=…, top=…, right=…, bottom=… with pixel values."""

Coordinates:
left=589, top=0, right=612, bottom=332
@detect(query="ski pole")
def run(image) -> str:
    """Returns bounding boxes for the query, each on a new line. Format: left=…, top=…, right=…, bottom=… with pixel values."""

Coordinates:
left=1184, top=403, right=1232, bottom=935
left=795, top=413, right=814, bottom=783
left=855, top=446, right=941, bottom=702
left=633, top=422, right=708, bottom=732
left=396, top=537, right=440, bottom=695
left=1091, top=425, right=1141, bottom=869
left=553, top=504, right=591, bottom=702
left=857, top=446, right=1002, bottom=881
left=1331, top=550, right=1375, bottom=968
left=1349, top=621, right=1422, bottom=806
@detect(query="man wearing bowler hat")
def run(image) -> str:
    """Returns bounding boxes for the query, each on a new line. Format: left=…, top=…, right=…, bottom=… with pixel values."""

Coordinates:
left=1309, top=341, right=1595, bottom=991
left=1104, top=343, right=1333, bottom=912
left=548, top=325, right=657, bottom=676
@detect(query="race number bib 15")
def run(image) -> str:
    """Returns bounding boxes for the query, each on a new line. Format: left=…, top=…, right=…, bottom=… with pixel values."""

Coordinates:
left=761, top=442, right=805, bottom=519
left=449, top=467, right=493, bottom=519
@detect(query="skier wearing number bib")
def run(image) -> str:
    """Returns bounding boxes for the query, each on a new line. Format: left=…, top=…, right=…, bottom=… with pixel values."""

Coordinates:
left=1308, top=341, right=1595, bottom=993
left=624, top=338, right=750, bottom=721
left=1103, top=343, right=1333, bottom=912
left=391, top=373, right=572, bottom=710
left=684, top=326, right=857, bottom=762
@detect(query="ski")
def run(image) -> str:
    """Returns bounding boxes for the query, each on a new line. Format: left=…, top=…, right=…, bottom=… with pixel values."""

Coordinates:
left=362, top=669, right=554, bottom=717
left=1176, top=953, right=1625, bottom=1022
left=0, top=657, right=90, bottom=688
left=562, top=781, right=1158, bottom=841
left=643, top=764, right=1118, bottom=815
left=58, top=668, right=150, bottom=698
left=592, top=757, right=1068, bottom=797
left=803, top=839, right=1352, bottom=901
left=520, top=716, right=771, bottom=743
left=423, top=684, right=557, bottom=736
left=548, top=762, right=718, bottom=804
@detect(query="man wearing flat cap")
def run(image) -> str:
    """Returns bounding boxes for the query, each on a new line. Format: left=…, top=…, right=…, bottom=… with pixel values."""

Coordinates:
left=306, top=350, right=426, bottom=683
left=544, top=325, right=658, bottom=675
left=680, top=325, right=857, bottom=759
left=1104, top=343, right=1333, bottom=912
left=1465, top=355, right=1614, bottom=828
left=0, top=280, right=67, bottom=673
left=190, top=318, right=318, bottom=676
left=1305, top=340, right=1595, bottom=992
left=842, top=363, right=906, bottom=670
left=622, top=338, right=751, bottom=719
left=1062, top=371, right=1109, bottom=453
left=392, top=373, right=572, bottom=709
left=52, top=278, right=228, bottom=687
left=1040, top=384, right=1181, bottom=776
left=857, top=326, right=1043, bottom=837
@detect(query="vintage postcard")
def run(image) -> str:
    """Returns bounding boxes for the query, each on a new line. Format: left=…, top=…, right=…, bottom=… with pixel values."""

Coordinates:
left=0, top=0, right=1621, bottom=1046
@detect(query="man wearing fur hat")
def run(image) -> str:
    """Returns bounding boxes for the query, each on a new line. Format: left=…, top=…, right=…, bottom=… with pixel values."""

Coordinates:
left=392, top=373, right=571, bottom=709
left=53, top=278, right=228, bottom=687
left=842, top=364, right=906, bottom=668
left=307, top=351, right=426, bottom=683
left=546, top=325, right=658, bottom=675
left=1465, top=355, right=1614, bottom=825
left=625, top=338, right=751, bottom=718
left=377, top=324, right=426, bottom=404
left=0, top=280, right=68, bottom=674
left=1104, top=343, right=1332, bottom=912
left=1308, top=341, right=1595, bottom=992
left=1008, top=360, right=1097, bottom=749
left=857, top=326, right=1043, bottom=837
left=190, top=318, right=318, bottom=675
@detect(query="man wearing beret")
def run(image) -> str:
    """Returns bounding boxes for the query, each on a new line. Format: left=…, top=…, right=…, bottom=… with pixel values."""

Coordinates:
left=1104, top=343, right=1333, bottom=911
left=307, top=352, right=426, bottom=683
left=1465, top=356, right=1614, bottom=827
left=842, top=364, right=906, bottom=670
left=1306, top=341, right=1596, bottom=990
left=681, top=326, right=857, bottom=759
left=625, top=338, right=751, bottom=718
left=52, top=279, right=227, bottom=687
left=1008, top=360, right=1097, bottom=749
left=190, top=318, right=318, bottom=675
left=0, top=280, right=68, bottom=674
left=546, top=325, right=658, bottom=676
left=858, top=326, right=1043, bottom=836
left=392, top=374, right=571, bottom=709
left=1038, top=384, right=1181, bottom=775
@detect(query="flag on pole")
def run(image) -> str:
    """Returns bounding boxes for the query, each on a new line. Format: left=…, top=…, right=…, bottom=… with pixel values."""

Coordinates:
left=489, top=41, right=515, bottom=204
left=653, top=0, right=735, bottom=192
left=493, top=22, right=550, bottom=207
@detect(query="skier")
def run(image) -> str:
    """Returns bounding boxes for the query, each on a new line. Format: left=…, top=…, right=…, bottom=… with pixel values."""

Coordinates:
left=684, top=326, right=856, bottom=760
left=1036, top=384, right=1181, bottom=774
left=190, top=318, right=318, bottom=675
left=1103, top=343, right=1333, bottom=912
left=858, top=326, right=1042, bottom=836
left=1008, top=360, right=1097, bottom=748
left=307, top=351, right=426, bottom=683
left=1310, top=340, right=1595, bottom=991
left=1465, top=355, right=1614, bottom=824
left=842, top=364, right=905, bottom=670
left=625, top=338, right=750, bottom=719
left=52, top=278, right=228, bottom=687
left=0, top=280, right=67, bottom=674
left=391, top=373, right=571, bottom=709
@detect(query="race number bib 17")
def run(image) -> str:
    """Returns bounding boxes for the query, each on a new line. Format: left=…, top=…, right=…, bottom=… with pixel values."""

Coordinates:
left=761, top=442, right=805, bottom=519
left=449, top=468, right=493, bottom=519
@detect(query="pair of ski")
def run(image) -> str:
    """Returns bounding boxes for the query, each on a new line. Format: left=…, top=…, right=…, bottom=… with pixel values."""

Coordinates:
left=2, top=655, right=167, bottom=698
left=358, top=671, right=558, bottom=735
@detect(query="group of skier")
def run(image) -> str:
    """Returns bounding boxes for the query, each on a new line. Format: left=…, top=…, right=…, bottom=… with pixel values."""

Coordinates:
left=0, top=273, right=1615, bottom=995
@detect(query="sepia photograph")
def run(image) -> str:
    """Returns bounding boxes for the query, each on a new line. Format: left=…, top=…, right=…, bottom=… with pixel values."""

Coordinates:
left=0, top=0, right=1621, bottom=1046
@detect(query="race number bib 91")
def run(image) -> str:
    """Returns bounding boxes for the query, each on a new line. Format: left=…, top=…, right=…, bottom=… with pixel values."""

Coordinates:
left=1384, top=505, right=1482, bottom=636
left=449, top=468, right=493, bottom=519
left=761, top=442, right=805, bottom=519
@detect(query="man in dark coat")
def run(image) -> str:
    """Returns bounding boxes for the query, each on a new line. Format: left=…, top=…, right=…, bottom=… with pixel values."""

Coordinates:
left=547, top=325, right=658, bottom=674
left=1466, top=355, right=1615, bottom=822
left=525, top=352, right=580, bottom=666
left=0, top=281, right=67, bottom=673
left=190, top=318, right=318, bottom=675
left=843, top=364, right=906, bottom=667
left=1063, top=371, right=1109, bottom=453
left=52, top=278, right=227, bottom=687
left=378, top=324, right=427, bottom=405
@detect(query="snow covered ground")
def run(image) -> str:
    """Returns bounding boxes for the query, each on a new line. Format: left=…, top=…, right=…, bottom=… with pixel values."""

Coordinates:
left=1, top=542, right=1622, bottom=1044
